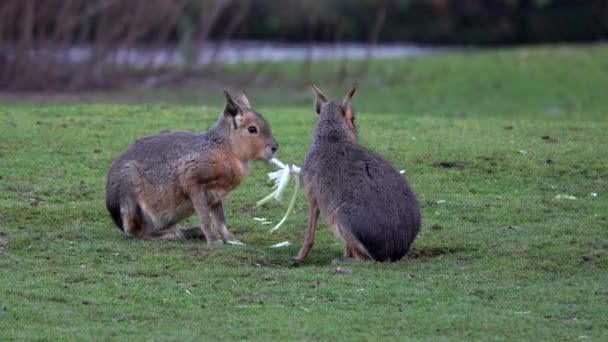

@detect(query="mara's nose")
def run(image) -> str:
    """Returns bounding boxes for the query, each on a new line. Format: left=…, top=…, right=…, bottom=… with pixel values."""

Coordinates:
left=271, top=141, right=279, bottom=153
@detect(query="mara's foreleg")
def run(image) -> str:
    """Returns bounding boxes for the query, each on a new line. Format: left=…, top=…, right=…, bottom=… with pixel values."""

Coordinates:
left=294, top=199, right=320, bottom=261
left=211, top=201, right=243, bottom=244
left=189, top=188, right=221, bottom=245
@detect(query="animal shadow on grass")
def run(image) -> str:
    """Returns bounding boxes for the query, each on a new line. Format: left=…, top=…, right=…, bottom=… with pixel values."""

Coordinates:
left=432, top=161, right=467, bottom=170
left=284, top=244, right=473, bottom=267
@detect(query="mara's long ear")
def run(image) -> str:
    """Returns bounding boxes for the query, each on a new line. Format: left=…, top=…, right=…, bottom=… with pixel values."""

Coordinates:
left=311, top=83, right=328, bottom=115
left=342, top=83, right=357, bottom=109
left=223, top=90, right=242, bottom=117
left=237, top=92, right=252, bottom=110
left=222, top=90, right=243, bottom=128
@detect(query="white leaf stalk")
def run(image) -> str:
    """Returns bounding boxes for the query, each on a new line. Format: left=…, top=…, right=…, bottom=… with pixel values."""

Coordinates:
left=257, top=158, right=301, bottom=232
left=269, top=241, right=291, bottom=248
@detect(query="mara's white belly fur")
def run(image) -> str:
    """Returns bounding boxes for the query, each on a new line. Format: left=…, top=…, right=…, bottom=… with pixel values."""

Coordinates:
left=143, top=200, right=195, bottom=230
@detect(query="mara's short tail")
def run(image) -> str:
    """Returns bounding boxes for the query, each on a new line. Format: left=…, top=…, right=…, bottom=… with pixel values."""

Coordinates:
left=335, top=223, right=372, bottom=261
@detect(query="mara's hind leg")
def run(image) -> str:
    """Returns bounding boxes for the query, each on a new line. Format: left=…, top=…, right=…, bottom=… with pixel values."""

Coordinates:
left=336, top=225, right=372, bottom=262
left=121, top=201, right=185, bottom=241
left=121, top=201, right=146, bottom=238
left=332, top=246, right=359, bottom=264
left=179, top=227, right=206, bottom=240
left=333, top=245, right=366, bottom=263
left=348, top=243, right=371, bottom=261
left=148, top=229, right=186, bottom=241
left=344, top=245, right=353, bottom=258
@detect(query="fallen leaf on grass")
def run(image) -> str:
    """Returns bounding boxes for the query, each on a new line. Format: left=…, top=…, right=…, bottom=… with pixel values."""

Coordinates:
left=545, top=107, right=564, bottom=116
left=269, top=241, right=290, bottom=248
left=330, top=267, right=353, bottom=274
left=227, top=240, right=246, bottom=246
left=0, top=233, right=9, bottom=254
left=555, top=194, right=577, bottom=200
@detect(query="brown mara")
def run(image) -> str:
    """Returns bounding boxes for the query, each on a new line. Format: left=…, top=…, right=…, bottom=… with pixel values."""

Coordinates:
left=105, top=91, right=278, bottom=244
left=295, top=84, right=421, bottom=262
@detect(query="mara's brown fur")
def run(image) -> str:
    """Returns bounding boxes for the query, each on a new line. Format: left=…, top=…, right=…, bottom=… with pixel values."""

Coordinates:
left=295, top=84, right=421, bottom=262
left=105, top=91, right=278, bottom=243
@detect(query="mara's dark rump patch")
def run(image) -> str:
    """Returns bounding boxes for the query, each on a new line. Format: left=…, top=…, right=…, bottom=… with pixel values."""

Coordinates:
left=343, top=203, right=420, bottom=261
left=106, top=199, right=123, bottom=230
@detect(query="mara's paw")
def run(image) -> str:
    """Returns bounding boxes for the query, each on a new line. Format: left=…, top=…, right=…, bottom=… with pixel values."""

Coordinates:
left=151, top=230, right=187, bottom=241
left=179, top=227, right=206, bottom=240
left=174, top=230, right=187, bottom=241
left=207, top=239, right=224, bottom=246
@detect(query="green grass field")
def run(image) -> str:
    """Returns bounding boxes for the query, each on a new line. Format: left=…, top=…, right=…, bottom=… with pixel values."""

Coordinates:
left=1, top=44, right=607, bottom=340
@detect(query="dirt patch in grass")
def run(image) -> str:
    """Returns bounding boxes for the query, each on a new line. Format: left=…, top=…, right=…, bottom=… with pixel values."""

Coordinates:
left=432, top=161, right=467, bottom=169
left=0, top=232, right=9, bottom=253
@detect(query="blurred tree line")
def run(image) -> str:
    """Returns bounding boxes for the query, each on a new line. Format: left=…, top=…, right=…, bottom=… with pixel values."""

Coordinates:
left=235, top=0, right=608, bottom=45
left=1, top=0, right=607, bottom=90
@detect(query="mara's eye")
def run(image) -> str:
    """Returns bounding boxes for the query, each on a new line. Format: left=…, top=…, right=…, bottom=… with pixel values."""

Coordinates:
left=351, top=117, right=355, bottom=124
left=248, top=126, right=257, bottom=134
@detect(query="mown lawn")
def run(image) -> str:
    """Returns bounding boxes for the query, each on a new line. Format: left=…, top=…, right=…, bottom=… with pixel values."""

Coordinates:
left=1, top=44, right=607, bottom=340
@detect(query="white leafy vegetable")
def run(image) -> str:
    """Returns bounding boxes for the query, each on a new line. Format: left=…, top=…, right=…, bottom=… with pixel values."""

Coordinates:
left=257, top=158, right=301, bottom=232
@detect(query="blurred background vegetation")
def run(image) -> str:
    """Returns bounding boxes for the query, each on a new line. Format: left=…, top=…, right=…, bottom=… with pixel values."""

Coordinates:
left=1, top=0, right=607, bottom=90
